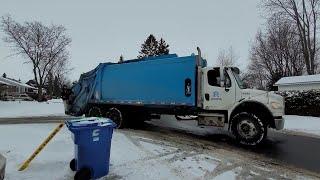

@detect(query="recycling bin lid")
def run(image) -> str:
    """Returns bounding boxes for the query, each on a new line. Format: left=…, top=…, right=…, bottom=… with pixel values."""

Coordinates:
left=66, top=117, right=116, bottom=129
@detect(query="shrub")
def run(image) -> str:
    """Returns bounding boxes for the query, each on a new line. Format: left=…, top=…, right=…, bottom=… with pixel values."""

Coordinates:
left=277, top=90, right=320, bottom=117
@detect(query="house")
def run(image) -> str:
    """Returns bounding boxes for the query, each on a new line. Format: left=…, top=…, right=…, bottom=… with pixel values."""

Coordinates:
left=274, top=74, right=320, bottom=91
left=0, top=76, right=37, bottom=96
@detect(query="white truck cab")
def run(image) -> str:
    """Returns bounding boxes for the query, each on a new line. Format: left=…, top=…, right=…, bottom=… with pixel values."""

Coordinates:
left=198, top=65, right=285, bottom=145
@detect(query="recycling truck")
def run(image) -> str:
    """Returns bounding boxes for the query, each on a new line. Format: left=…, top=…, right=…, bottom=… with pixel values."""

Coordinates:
left=63, top=48, right=285, bottom=145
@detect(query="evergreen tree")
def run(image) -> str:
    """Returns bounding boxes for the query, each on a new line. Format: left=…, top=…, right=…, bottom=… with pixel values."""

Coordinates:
left=157, top=38, right=169, bottom=55
left=138, top=34, right=159, bottom=58
left=2, top=73, right=6, bottom=78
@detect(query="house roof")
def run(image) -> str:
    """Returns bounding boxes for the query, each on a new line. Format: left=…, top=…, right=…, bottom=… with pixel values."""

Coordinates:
left=0, top=79, right=11, bottom=86
left=0, top=77, right=37, bottom=89
left=275, top=74, right=320, bottom=85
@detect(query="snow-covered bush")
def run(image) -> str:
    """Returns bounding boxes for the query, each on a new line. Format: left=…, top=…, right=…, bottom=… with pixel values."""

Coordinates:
left=277, top=90, right=320, bottom=117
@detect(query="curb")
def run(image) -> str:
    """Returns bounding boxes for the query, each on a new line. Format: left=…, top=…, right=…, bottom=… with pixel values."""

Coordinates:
left=0, top=154, right=6, bottom=180
left=0, top=116, right=80, bottom=124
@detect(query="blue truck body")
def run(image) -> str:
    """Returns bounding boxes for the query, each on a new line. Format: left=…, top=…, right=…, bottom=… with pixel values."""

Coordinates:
left=67, top=54, right=206, bottom=116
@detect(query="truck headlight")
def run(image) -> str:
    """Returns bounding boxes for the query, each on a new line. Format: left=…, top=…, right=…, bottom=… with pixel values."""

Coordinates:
left=271, top=102, right=282, bottom=109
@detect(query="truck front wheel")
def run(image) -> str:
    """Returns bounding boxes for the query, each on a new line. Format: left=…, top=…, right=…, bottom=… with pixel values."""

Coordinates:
left=231, top=112, right=267, bottom=146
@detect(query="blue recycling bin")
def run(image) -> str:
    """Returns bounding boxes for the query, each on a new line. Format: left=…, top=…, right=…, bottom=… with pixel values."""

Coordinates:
left=66, top=117, right=116, bottom=180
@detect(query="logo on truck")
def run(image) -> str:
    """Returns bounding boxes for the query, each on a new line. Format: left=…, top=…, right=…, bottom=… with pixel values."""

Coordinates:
left=212, top=91, right=222, bottom=100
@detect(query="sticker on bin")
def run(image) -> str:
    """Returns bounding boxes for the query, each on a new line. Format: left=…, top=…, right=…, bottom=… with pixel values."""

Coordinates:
left=92, top=129, right=100, bottom=142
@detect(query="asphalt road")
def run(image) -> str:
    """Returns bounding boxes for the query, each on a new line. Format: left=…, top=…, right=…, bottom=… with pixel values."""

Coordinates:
left=0, top=116, right=319, bottom=175
left=257, top=131, right=320, bottom=174
left=140, top=121, right=320, bottom=175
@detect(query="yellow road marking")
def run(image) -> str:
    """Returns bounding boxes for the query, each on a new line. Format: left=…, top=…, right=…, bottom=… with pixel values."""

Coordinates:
left=18, top=122, right=64, bottom=171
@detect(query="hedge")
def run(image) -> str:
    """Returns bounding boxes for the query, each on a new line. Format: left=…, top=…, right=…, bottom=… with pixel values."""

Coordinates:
left=277, top=90, right=320, bottom=117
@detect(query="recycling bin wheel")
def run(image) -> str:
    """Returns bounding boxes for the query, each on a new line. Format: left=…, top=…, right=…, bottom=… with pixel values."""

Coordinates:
left=74, top=167, right=91, bottom=180
left=69, top=159, right=76, bottom=171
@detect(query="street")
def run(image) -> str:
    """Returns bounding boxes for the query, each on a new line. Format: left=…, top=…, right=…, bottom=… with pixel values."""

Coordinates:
left=145, top=115, right=320, bottom=176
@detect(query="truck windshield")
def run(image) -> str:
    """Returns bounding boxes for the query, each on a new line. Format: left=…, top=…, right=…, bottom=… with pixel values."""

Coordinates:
left=232, top=70, right=245, bottom=89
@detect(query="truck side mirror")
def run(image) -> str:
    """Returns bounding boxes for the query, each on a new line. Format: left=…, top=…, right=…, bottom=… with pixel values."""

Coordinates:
left=220, top=80, right=225, bottom=87
left=232, top=67, right=240, bottom=74
left=224, top=78, right=231, bottom=92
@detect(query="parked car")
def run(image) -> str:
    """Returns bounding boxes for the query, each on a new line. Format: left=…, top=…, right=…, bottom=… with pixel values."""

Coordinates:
left=13, top=94, right=33, bottom=101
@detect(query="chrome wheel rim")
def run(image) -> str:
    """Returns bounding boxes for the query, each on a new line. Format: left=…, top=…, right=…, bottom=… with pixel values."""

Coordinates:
left=237, top=119, right=258, bottom=139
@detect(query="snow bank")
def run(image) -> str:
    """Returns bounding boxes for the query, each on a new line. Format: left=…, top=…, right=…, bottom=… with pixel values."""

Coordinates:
left=284, top=115, right=320, bottom=136
left=0, top=100, right=65, bottom=118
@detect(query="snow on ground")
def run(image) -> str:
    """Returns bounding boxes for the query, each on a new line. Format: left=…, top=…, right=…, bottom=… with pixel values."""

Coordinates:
left=0, top=123, right=310, bottom=180
left=284, top=115, right=320, bottom=136
left=0, top=99, right=65, bottom=118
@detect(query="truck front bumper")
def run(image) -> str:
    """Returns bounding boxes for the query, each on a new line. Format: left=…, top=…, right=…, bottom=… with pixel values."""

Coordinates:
left=274, top=116, right=284, bottom=130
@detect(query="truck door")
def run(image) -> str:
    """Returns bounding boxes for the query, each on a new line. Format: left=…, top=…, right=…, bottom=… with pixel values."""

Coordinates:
left=203, top=67, right=236, bottom=110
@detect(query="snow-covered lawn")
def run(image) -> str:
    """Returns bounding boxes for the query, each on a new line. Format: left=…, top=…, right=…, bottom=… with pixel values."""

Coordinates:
left=0, top=99, right=65, bottom=118
left=284, top=115, right=320, bottom=136
left=0, top=123, right=310, bottom=179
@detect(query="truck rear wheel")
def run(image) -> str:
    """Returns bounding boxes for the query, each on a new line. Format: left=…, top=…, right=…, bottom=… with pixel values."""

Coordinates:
left=105, top=108, right=124, bottom=128
left=87, top=107, right=102, bottom=117
left=231, top=112, right=267, bottom=146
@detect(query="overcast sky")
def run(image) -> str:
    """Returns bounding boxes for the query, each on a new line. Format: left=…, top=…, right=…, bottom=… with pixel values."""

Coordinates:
left=0, top=0, right=264, bottom=82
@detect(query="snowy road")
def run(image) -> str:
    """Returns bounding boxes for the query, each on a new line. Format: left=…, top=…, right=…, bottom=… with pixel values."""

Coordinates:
left=0, top=123, right=318, bottom=180
left=0, top=116, right=320, bottom=179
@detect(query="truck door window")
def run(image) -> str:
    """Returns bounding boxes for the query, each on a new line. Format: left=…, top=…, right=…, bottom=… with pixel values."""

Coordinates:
left=224, top=70, right=231, bottom=88
left=207, top=68, right=221, bottom=87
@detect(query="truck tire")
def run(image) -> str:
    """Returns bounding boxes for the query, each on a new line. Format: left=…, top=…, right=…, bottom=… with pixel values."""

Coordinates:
left=231, top=112, right=267, bottom=146
left=87, top=107, right=102, bottom=117
left=105, top=108, right=124, bottom=128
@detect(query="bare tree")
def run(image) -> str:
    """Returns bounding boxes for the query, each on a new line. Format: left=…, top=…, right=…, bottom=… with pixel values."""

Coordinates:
left=263, top=0, right=320, bottom=74
left=216, top=46, right=239, bottom=67
left=52, top=57, right=73, bottom=90
left=1, top=15, right=71, bottom=100
left=242, top=70, right=268, bottom=90
left=247, top=18, right=305, bottom=89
